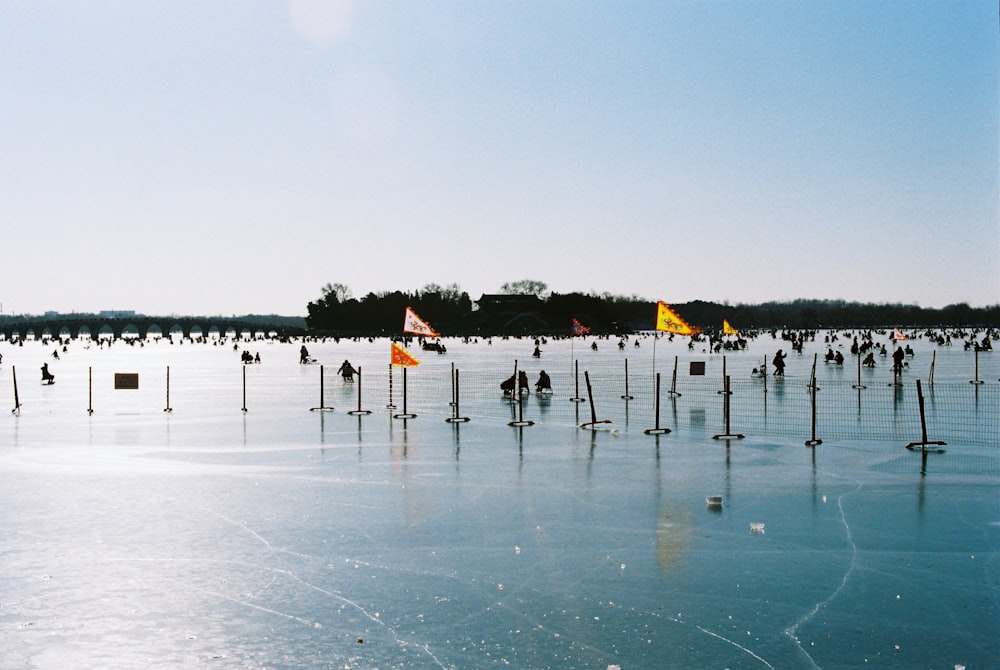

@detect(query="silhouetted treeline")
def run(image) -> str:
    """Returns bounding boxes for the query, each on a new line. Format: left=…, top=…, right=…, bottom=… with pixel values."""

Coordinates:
left=306, top=286, right=999, bottom=335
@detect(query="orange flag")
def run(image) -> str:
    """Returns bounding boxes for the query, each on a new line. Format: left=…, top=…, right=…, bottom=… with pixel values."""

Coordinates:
left=892, top=327, right=908, bottom=341
left=570, top=318, right=590, bottom=336
left=391, top=341, right=420, bottom=367
left=655, top=301, right=699, bottom=336
left=403, top=307, right=440, bottom=337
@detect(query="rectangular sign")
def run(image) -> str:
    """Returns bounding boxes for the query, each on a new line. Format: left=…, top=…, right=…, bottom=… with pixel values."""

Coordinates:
left=689, top=361, right=706, bottom=376
left=114, top=373, right=139, bottom=390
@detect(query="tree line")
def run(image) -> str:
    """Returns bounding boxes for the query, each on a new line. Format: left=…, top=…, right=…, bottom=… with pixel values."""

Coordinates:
left=305, top=281, right=1000, bottom=335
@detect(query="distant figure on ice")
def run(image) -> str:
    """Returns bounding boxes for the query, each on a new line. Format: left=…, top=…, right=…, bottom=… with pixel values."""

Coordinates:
left=591, top=341, right=598, bottom=352
left=535, top=370, right=552, bottom=393
left=500, top=370, right=530, bottom=397
left=834, top=350, right=844, bottom=365
left=337, top=359, right=357, bottom=382
left=532, top=344, right=541, bottom=358
left=773, top=349, right=786, bottom=377
left=862, top=352, right=876, bottom=368
left=824, top=348, right=836, bottom=363
left=299, top=345, right=311, bottom=364
left=892, top=346, right=905, bottom=373
left=41, top=362, right=55, bottom=384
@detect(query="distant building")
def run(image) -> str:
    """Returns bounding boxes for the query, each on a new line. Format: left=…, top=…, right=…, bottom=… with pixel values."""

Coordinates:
left=475, top=294, right=548, bottom=332
left=99, top=310, right=136, bottom=319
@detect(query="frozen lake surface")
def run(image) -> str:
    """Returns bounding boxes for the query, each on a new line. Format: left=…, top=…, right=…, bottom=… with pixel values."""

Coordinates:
left=1, top=331, right=997, bottom=668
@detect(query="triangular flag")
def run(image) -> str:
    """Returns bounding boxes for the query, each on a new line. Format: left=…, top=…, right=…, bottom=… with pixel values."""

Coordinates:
left=655, top=301, right=699, bottom=336
left=391, top=341, right=420, bottom=367
left=570, top=318, right=591, bottom=336
left=722, top=319, right=739, bottom=336
left=892, top=327, right=908, bottom=341
left=403, top=306, right=440, bottom=337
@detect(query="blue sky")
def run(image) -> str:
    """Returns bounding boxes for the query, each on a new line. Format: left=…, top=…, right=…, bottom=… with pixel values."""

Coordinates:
left=1, top=1, right=996, bottom=316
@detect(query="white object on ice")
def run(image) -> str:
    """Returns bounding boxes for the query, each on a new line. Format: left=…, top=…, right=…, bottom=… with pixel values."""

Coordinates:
left=749, top=522, right=765, bottom=534
left=706, top=495, right=723, bottom=507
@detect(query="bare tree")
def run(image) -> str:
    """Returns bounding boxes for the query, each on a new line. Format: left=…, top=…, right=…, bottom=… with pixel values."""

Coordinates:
left=499, top=279, right=548, bottom=298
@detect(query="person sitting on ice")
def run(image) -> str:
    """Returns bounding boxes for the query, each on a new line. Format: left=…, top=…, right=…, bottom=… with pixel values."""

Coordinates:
left=824, top=348, right=836, bottom=363
left=41, top=362, right=55, bottom=383
left=834, top=350, right=844, bottom=365
left=337, top=359, right=357, bottom=382
left=299, top=345, right=311, bottom=364
left=535, top=370, right=551, bottom=393
left=862, top=352, right=876, bottom=367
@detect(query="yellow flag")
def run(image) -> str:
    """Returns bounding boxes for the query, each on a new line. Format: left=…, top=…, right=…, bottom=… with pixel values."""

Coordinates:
left=655, top=301, right=698, bottom=336
left=391, top=342, right=420, bottom=367
left=722, top=319, right=739, bottom=335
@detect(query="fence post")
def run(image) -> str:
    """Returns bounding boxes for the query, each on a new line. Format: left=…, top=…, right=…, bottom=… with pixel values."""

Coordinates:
left=621, top=358, right=634, bottom=400
left=569, top=359, right=584, bottom=402
left=346, top=366, right=371, bottom=416
left=970, top=348, right=984, bottom=385
left=11, top=366, right=21, bottom=415
left=310, top=365, right=335, bottom=412
left=644, top=372, right=671, bottom=435
left=905, top=379, right=946, bottom=456
left=712, top=375, right=744, bottom=440
left=508, top=360, right=533, bottom=426
left=163, top=365, right=173, bottom=413
left=392, top=367, right=417, bottom=419
left=668, top=355, right=681, bottom=397
left=804, top=375, right=822, bottom=446
left=241, top=366, right=248, bottom=413
left=445, top=367, right=470, bottom=423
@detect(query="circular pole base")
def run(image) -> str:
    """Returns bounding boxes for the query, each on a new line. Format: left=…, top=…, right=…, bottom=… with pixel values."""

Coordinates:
left=644, top=427, right=671, bottom=435
left=163, top=407, right=173, bottom=413
left=621, top=394, right=634, bottom=400
left=310, top=406, right=335, bottom=412
left=568, top=397, right=585, bottom=403
left=445, top=416, right=470, bottom=423
left=393, top=412, right=417, bottom=419
left=712, top=433, right=745, bottom=440
left=508, top=420, right=534, bottom=426
left=805, top=439, right=822, bottom=446
left=347, top=410, right=372, bottom=415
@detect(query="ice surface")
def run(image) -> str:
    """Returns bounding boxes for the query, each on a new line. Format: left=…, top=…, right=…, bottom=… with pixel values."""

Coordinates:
left=0, top=331, right=997, bottom=668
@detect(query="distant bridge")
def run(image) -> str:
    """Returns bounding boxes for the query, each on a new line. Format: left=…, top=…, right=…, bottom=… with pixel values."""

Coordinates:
left=0, top=316, right=306, bottom=341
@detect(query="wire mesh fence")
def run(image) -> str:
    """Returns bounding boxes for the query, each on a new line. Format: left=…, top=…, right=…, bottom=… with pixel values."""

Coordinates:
left=8, top=357, right=997, bottom=448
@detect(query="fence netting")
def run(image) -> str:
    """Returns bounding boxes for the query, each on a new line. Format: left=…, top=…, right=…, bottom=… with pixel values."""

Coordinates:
left=12, top=361, right=995, bottom=448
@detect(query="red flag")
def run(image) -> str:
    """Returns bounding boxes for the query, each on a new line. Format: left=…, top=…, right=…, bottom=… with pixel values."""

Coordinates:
left=571, top=318, right=591, bottom=336
left=391, top=342, right=420, bottom=367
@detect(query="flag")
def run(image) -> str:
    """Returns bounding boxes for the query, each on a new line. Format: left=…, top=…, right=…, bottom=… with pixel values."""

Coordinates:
left=571, top=318, right=591, bottom=336
left=722, top=319, right=739, bottom=336
left=391, top=341, right=420, bottom=367
left=403, top=307, right=440, bottom=337
left=655, top=301, right=699, bottom=336
left=892, top=327, right=908, bottom=341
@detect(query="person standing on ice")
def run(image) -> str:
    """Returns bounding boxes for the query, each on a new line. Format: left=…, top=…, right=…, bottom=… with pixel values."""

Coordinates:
left=337, top=359, right=357, bottom=382
left=773, top=349, right=786, bottom=376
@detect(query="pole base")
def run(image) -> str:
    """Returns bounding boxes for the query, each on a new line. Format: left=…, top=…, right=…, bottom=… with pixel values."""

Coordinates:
left=393, top=412, right=417, bottom=419
left=310, top=406, right=335, bottom=412
left=347, top=410, right=371, bottom=415
left=508, top=419, right=534, bottom=426
left=163, top=407, right=173, bottom=413
left=621, top=394, right=634, bottom=400
left=712, top=433, right=745, bottom=440
left=667, top=391, right=682, bottom=397
left=905, top=440, right=946, bottom=453
left=852, top=384, right=867, bottom=389
left=805, top=439, right=822, bottom=446
left=568, top=397, right=585, bottom=403
left=445, top=416, right=470, bottom=423
left=969, top=379, right=985, bottom=385
left=644, top=427, right=671, bottom=435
